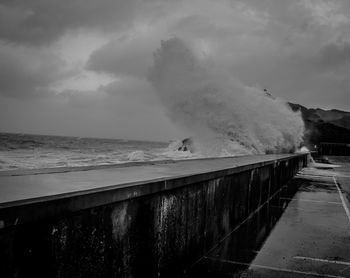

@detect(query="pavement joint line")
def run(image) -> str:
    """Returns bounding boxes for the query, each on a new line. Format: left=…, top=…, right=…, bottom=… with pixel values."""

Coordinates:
left=297, top=177, right=334, bottom=182
left=298, top=172, right=331, bottom=175
left=294, top=256, right=350, bottom=266
left=203, top=256, right=346, bottom=278
left=332, top=176, right=350, bottom=226
left=297, top=174, right=334, bottom=179
left=298, top=171, right=334, bottom=175
left=280, top=197, right=342, bottom=205
left=299, top=171, right=333, bottom=174
left=336, top=174, right=350, bottom=178
left=309, top=182, right=341, bottom=186
left=271, top=205, right=340, bottom=212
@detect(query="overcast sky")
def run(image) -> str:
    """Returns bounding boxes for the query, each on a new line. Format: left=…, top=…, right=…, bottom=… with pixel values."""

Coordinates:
left=0, top=0, right=350, bottom=141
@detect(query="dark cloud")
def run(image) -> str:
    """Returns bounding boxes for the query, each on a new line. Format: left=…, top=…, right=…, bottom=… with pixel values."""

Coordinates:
left=0, top=85, right=186, bottom=141
left=86, top=36, right=155, bottom=78
left=84, top=0, right=350, bottom=112
left=318, top=41, right=350, bottom=69
left=0, top=44, right=74, bottom=98
left=0, top=0, right=140, bottom=45
left=1, top=0, right=350, bottom=141
left=100, top=77, right=163, bottom=109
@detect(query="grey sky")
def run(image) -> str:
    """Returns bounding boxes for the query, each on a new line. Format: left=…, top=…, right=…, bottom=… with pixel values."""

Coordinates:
left=0, top=0, right=349, bottom=140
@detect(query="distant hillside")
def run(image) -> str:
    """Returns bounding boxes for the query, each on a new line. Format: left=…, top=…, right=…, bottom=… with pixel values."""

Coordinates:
left=288, top=103, right=350, bottom=146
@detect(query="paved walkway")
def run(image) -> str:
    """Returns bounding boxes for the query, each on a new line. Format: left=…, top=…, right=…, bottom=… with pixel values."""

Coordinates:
left=188, top=157, right=350, bottom=278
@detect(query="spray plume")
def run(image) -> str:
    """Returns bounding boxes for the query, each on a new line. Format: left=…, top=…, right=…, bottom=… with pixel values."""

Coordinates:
left=148, top=38, right=304, bottom=156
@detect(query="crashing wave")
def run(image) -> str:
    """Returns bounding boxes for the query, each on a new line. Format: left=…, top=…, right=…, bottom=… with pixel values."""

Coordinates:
left=148, top=38, right=304, bottom=157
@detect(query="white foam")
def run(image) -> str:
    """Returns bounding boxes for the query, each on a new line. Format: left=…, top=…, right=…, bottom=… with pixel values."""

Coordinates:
left=127, top=150, right=146, bottom=161
left=297, top=146, right=310, bottom=153
left=148, top=38, right=304, bottom=157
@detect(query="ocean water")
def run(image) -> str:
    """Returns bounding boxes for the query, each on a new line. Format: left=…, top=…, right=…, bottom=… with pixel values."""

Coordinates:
left=0, top=132, right=193, bottom=171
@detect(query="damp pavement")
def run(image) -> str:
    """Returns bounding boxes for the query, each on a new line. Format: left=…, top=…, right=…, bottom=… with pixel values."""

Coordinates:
left=188, top=156, right=350, bottom=278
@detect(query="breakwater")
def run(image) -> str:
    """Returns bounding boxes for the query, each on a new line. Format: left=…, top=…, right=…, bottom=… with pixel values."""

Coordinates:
left=0, top=154, right=308, bottom=277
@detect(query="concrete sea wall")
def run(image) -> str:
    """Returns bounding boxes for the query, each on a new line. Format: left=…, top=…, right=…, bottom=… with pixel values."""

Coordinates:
left=0, top=154, right=308, bottom=278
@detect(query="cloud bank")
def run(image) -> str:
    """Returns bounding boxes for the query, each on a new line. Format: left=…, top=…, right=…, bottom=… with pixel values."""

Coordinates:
left=0, top=0, right=349, bottom=140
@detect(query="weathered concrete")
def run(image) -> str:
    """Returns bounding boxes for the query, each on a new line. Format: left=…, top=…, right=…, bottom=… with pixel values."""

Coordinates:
left=188, top=157, right=350, bottom=277
left=0, top=154, right=307, bottom=278
left=318, top=142, right=350, bottom=156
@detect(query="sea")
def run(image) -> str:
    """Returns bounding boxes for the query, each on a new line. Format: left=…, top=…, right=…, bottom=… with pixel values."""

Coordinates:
left=0, top=132, right=195, bottom=171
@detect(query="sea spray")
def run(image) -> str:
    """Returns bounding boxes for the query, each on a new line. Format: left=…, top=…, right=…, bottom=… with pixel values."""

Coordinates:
left=127, top=150, right=146, bottom=161
left=297, top=146, right=315, bottom=165
left=148, top=38, right=304, bottom=156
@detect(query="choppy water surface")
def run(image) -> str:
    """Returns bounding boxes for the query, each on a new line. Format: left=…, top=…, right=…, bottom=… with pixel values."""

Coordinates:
left=0, top=132, right=178, bottom=171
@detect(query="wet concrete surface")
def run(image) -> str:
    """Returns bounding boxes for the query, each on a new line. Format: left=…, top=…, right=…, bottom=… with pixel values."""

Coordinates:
left=188, top=157, right=350, bottom=278
left=0, top=154, right=301, bottom=207
left=331, top=156, right=350, bottom=205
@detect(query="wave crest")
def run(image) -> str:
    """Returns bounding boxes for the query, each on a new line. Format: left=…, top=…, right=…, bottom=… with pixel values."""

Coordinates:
left=149, top=38, right=304, bottom=156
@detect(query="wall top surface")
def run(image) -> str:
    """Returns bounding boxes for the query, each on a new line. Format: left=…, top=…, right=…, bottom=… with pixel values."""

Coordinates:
left=0, top=154, right=305, bottom=209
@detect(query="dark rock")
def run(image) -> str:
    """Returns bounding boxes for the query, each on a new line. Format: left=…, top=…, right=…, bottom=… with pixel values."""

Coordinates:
left=288, top=103, right=350, bottom=146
